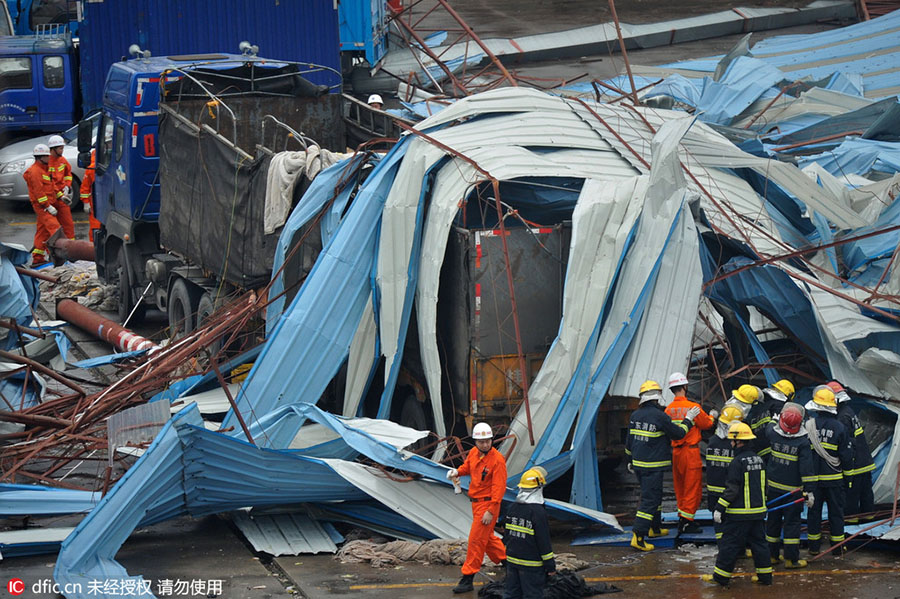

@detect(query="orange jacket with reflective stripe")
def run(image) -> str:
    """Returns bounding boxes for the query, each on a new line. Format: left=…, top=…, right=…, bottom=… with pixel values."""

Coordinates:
left=80, top=154, right=96, bottom=204
left=457, top=446, right=507, bottom=508
left=49, top=155, right=73, bottom=194
left=666, top=394, right=714, bottom=447
left=23, top=161, right=55, bottom=208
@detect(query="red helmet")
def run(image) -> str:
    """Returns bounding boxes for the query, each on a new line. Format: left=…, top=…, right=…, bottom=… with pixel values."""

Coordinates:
left=826, top=381, right=844, bottom=393
left=779, top=405, right=804, bottom=435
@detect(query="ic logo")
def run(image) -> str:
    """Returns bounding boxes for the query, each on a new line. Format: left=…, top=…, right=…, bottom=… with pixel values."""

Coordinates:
left=7, top=578, right=25, bottom=595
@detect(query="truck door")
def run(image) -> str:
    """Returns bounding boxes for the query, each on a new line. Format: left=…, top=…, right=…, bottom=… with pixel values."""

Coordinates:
left=0, top=55, right=39, bottom=128
left=93, top=111, right=128, bottom=223
left=37, top=53, right=74, bottom=129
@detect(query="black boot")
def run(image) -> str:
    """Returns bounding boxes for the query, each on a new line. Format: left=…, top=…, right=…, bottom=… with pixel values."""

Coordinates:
left=681, top=519, right=702, bottom=534
left=452, top=574, right=475, bottom=594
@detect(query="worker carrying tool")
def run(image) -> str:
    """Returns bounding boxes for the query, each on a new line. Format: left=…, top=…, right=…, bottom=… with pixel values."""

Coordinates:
left=805, top=385, right=853, bottom=555
left=626, top=380, right=699, bottom=551
left=79, top=149, right=101, bottom=241
left=502, top=466, right=555, bottom=599
left=706, top=406, right=743, bottom=542
left=764, top=403, right=815, bottom=568
left=23, top=144, right=62, bottom=266
left=762, top=379, right=795, bottom=418
left=829, top=381, right=875, bottom=525
left=702, top=422, right=772, bottom=587
left=665, top=371, right=715, bottom=534
left=47, top=134, right=75, bottom=241
left=447, top=422, right=508, bottom=594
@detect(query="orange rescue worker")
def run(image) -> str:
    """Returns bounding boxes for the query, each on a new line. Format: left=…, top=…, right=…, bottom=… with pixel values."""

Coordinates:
left=47, top=134, right=75, bottom=241
left=665, top=372, right=716, bottom=534
left=79, top=150, right=101, bottom=241
left=447, top=422, right=508, bottom=594
left=23, top=144, right=61, bottom=266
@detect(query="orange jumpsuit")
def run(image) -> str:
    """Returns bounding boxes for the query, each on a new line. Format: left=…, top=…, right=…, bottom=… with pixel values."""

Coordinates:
left=665, top=394, right=714, bottom=521
left=79, top=151, right=101, bottom=241
left=48, top=154, right=75, bottom=240
left=457, top=446, right=507, bottom=575
left=23, top=160, right=61, bottom=264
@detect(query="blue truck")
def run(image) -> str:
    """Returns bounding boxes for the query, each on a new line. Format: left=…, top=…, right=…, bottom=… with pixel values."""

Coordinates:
left=6, top=0, right=77, bottom=35
left=0, top=29, right=78, bottom=138
left=76, top=53, right=344, bottom=327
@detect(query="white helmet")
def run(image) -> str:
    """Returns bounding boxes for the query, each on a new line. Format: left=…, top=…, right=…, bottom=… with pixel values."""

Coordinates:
left=367, top=93, right=384, bottom=105
left=667, top=372, right=689, bottom=389
left=33, top=144, right=51, bottom=156
left=472, top=422, right=493, bottom=440
left=47, top=134, right=65, bottom=148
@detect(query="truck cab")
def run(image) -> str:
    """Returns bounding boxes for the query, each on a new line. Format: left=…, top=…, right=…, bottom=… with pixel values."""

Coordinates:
left=0, top=30, right=77, bottom=137
left=80, top=52, right=344, bottom=325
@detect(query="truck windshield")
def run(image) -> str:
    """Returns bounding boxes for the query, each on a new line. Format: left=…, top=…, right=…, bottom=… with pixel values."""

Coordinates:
left=0, top=57, right=33, bottom=89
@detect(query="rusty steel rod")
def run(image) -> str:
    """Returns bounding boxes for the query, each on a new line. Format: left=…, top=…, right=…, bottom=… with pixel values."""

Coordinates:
left=0, top=409, right=73, bottom=428
left=210, top=358, right=255, bottom=445
left=15, top=266, right=58, bottom=283
left=607, top=0, right=640, bottom=106
left=57, top=298, right=160, bottom=353
left=0, top=349, right=85, bottom=395
left=0, top=318, right=45, bottom=338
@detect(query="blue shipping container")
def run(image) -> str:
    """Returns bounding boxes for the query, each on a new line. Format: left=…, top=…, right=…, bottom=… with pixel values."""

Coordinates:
left=78, top=0, right=341, bottom=113
left=338, top=0, right=388, bottom=66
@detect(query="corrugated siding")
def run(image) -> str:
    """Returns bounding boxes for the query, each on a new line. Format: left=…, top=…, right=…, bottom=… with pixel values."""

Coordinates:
left=79, top=0, right=340, bottom=112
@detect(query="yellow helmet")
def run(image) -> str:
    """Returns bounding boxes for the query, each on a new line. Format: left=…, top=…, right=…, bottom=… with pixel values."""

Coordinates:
left=812, top=385, right=836, bottom=408
left=773, top=379, right=795, bottom=400
left=718, top=405, right=744, bottom=426
left=734, top=384, right=761, bottom=405
left=639, top=380, right=662, bottom=394
left=518, top=466, right=548, bottom=489
left=727, top=421, right=756, bottom=440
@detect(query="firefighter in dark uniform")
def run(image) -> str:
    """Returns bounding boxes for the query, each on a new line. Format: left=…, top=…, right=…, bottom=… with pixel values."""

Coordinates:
left=829, top=381, right=875, bottom=524
left=764, top=403, right=816, bottom=568
left=706, top=406, right=744, bottom=543
left=502, top=467, right=556, bottom=599
left=805, top=385, right=853, bottom=555
left=625, top=380, right=699, bottom=551
left=703, top=422, right=772, bottom=587
left=762, top=378, right=795, bottom=419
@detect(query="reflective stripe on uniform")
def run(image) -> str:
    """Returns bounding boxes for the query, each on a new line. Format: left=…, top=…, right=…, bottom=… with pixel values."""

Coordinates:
left=807, top=533, right=821, bottom=540
left=726, top=506, right=766, bottom=515
left=36, top=195, right=48, bottom=203
left=821, top=442, right=838, bottom=451
left=847, top=464, right=876, bottom=475
left=630, top=429, right=665, bottom=438
left=714, top=567, right=732, bottom=578
left=541, top=552, right=555, bottom=560
left=715, top=532, right=723, bottom=539
left=42, top=174, right=51, bottom=180
left=707, top=484, right=725, bottom=493
left=768, top=480, right=800, bottom=492
left=505, top=524, right=533, bottom=535
left=766, top=535, right=780, bottom=544
left=771, top=451, right=798, bottom=462
left=819, top=472, right=843, bottom=481
left=507, top=556, right=543, bottom=567
left=636, top=511, right=654, bottom=521
left=678, top=509, right=694, bottom=519
left=830, top=535, right=845, bottom=542
left=783, top=538, right=800, bottom=545
left=756, top=567, right=774, bottom=574
left=855, top=427, right=865, bottom=437
left=634, top=460, right=671, bottom=469
left=706, top=455, right=733, bottom=463
left=801, top=475, right=817, bottom=483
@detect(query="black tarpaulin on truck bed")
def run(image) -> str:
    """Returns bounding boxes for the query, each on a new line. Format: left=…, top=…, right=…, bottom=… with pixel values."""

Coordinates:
left=158, top=109, right=277, bottom=287
left=163, top=62, right=331, bottom=99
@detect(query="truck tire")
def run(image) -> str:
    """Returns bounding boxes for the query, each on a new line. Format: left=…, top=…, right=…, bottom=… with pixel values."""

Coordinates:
left=168, top=278, right=199, bottom=338
left=197, top=292, right=223, bottom=356
left=117, top=249, right=146, bottom=324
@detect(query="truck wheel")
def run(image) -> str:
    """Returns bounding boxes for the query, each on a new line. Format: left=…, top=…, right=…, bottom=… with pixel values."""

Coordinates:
left=117, top=249, right=146, bottom=325
left=197, top=292, right=224, bottom=356
left=169, top=278, right=199, bottom=338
